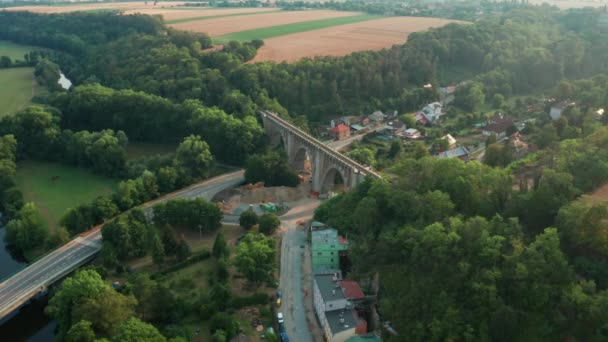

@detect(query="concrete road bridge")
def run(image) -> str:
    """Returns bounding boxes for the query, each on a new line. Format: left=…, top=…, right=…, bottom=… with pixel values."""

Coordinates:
left=0, top=170, right=245, bottom=322
left=260, top=110, right=382, bottom=193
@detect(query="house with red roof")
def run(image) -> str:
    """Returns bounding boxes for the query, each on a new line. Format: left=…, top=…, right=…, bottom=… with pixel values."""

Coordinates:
left=329, top=124, right=351, bottom=141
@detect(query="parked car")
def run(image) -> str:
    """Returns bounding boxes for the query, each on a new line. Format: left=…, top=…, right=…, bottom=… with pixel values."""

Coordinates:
left=277, top=312, right=284, bottom=324
left=280, top=331, right=289, bottom=342
left=276, top=297, right=281, bottom=307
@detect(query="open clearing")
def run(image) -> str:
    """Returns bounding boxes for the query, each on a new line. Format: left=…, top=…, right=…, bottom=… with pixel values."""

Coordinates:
left=0, top=40, right=45, bottom=60
left=2, top=1, right=186, bottom=13
left=14, top=161, right=118, bottom=230
left=171, top=10, right=361, bottom=37
left=0, top=67, right=44, bottom=117
left=125, top=7, right=277, bottom=23
left=251, top=16, right=466, bottom=63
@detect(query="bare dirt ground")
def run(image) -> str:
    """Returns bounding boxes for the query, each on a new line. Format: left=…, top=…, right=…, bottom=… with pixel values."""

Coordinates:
left=3, top=1, right=186, bottom=13
left=529, top=0, right=608, bottom=9
left=587, top=183, right=608, bottom=203
left=125, top=7, right=277, bottom=21
left=251, top=16, right=466, bottom=63
left=170, top=10, right=359, bottom=36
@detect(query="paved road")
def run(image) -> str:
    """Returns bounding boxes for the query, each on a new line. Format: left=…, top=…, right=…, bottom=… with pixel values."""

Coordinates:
left=279, top=200, right=322, bottom=342
left=0, top=170, right=245, bottom=320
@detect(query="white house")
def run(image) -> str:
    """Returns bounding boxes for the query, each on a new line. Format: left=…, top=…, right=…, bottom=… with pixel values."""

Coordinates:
left=419, top=102, right=443, bottom=124
left=368, top=111, right=386, bottom=123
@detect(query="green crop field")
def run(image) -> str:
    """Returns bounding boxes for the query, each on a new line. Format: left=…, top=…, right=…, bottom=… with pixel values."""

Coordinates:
left=14, top=161, right=119, bottom=230
left=0, top=40, right=45, bottom=60
left=0, top=67, right=45, bottom=117
left=166, top=9, right=281, bottom=24
left=213, top=14, right=382, bottom=44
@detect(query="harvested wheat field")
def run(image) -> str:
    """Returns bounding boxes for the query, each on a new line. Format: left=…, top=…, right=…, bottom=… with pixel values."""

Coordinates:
left=125, top=7, right=277, bottom=22
left=251, top=16, right=466, bottom=63
left=170, top=10, right=359, bottom=37
left=3, top=1, right=186, bottom=14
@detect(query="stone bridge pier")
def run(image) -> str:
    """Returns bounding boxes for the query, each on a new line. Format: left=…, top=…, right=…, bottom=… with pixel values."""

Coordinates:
left=260, top=110, right=379, bottom=193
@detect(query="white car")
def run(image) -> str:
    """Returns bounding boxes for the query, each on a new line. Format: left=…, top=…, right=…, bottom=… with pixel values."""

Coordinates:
left=277, top=312, right=284, bottom=324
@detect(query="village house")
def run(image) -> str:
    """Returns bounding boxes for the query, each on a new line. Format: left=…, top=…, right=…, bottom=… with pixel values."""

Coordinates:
left=329, top=124, right=351, bottom=141
left=482, top=113, right=515, bottom=140
left=442, top=134, right=457, bottom=149
left=368, top=111, right=386, bottom=123
left=313, top=273, right=368, bottom=342
left=436, top=146, right=470, bottom=161
left=404, top=128, right=421, bottom=139
left=549, top=101, right=575, bottom=120
left=510, top=132, right=531, bottom=160
left=387, top=120, right=406, bottom=137
left=415, top=102, right=443, bottom=125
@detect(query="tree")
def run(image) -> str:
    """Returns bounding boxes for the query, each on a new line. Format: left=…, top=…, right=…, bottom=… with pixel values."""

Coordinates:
left=151, top=233, right=166, bottom=265
left=212, top=329, right=227, bottom=342
left=244, top=151, right=299, bottom=187
left=399, top=113, right=417, bottom=128
left=72, top=288, right=137, bottom=337
left=47, top=227, right=70, bottom=249
left=258, top=213, right=280, bottom=235
left=492, top=93, right=505, bottom=108
left=389, top=140, right=403, bottom=159
left=176, top=135, right=213, bottom=179
left=66, top=320, right=96, bottom=342
left=234, top=233, right=275, bottom=284
left=484, top=143, right=512, bottom=167
left=176, top=240, right=191, bottom=261
left=239, top=210, right=258, bottom=230
left=5, top=202, right=48, bottom=254
left=46, top=269, right=107, bottom=338
left=112, top=318, right=166, bottom=342
left=212, top=231, right=229, bottom=259
left=210, top=313, right=239, bottom=341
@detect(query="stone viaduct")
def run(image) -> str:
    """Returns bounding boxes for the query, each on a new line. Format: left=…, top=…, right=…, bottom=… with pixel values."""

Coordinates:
left=259, top=110, right=382, bottom=193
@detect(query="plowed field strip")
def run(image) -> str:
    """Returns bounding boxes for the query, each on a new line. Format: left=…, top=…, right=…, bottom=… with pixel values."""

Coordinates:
left=213, top=14, right=381, bottom=43
left=166, top=9, right=281, bottom=24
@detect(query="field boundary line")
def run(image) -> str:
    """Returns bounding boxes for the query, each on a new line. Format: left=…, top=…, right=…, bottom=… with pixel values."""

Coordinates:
left=167, top=9, right=282, bottom=24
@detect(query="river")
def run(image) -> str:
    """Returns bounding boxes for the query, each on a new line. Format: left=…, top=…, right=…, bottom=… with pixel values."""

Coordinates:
left=0, top=226, right=56, bottom=341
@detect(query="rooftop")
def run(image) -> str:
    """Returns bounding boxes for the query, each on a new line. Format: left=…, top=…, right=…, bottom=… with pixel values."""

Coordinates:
left=339, top=280, right=365, bottom=300
left=312, top=228, right=348, bottom=246
left=437, top=146, right=469, bottom=159
left=330, top=124, right=350, bottom=133
left=326, top=309, right=362, bottom=335
left=315, top=273, right=346, bottom=303
left=552, top=100, right=575, bottom=110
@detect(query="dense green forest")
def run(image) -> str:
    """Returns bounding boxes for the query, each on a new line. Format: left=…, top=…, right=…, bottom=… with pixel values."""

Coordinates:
left=1, top=3, right=608, bottom=341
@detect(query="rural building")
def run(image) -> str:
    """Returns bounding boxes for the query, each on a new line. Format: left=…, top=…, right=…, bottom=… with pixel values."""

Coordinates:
left=387, top=120, right=406, bottom=135
left=549, top=101, right=575, bottom=120
left=482, top=113, right=515, bottom=140
left=368, top=111, right=386, bottom=123
left=442, top=134, right=457, bottom=148
left=312, top=228, right=348, bottom=273
left=415, top=112, right=430, bottom=126
left=313, top=274, right=368, bottom=342
left=404, top=128, right=421, bottom=139
left=329, top=124, right=351, bottom=140
left=436, top=146, right=470, bottom=161
left=417, top=102, right=443, bottom=124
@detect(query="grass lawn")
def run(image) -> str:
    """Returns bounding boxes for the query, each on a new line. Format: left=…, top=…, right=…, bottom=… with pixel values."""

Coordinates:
left=213, top=14, right=382, bottom=44
left=126, top=142, right=178, bottom=160
left=166, top=9, right=281, bottom=24
left=0, top=40, right=46, bottom=61
left=0, top=67, right=45, bottom=117
left=14, top=161, right=118, bottom=230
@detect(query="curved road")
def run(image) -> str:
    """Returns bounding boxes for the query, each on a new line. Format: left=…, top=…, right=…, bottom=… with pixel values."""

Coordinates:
left=0, top=170, right=245, bottom=320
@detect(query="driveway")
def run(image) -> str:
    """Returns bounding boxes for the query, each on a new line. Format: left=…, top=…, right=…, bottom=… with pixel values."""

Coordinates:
left=278, top=199, right=323, bottom=342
